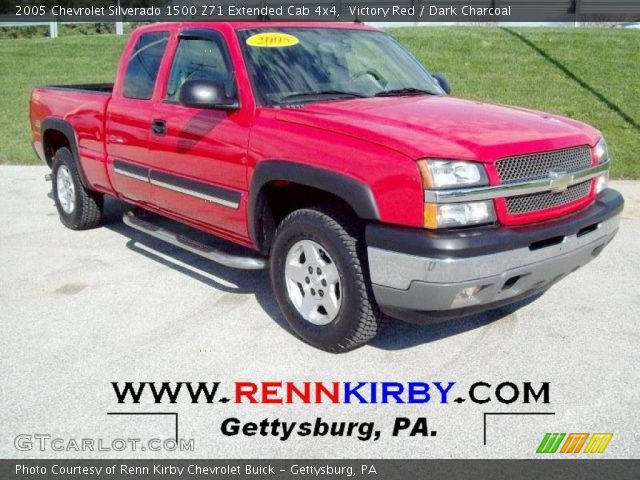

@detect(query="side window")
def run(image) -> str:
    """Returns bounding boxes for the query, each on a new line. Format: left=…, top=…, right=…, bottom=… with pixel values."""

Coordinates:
left=123, top=31, right=169, bottom=100
left=165, top=35, right=233, bottom=102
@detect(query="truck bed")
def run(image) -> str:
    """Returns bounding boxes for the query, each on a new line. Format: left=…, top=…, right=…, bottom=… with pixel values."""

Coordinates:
left=30, top=84, right=114, bottom=192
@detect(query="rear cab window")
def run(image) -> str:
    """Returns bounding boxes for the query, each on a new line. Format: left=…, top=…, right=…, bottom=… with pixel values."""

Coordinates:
left=122, top=31, right=169, bottom=100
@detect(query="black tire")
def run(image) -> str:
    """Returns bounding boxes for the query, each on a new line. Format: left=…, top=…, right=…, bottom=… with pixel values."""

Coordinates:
left=270, top=206, right=383, bottom=353
left=51, top=147, right=103, bottom=230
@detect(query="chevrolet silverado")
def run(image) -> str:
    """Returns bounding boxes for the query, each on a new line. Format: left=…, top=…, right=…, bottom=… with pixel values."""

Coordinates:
left=30, top=22, right=623, bottom=352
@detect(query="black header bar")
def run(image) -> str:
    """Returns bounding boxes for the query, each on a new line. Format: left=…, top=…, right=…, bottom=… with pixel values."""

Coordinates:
left=2, top=1, right=640, bottom=23
left=1, top=459, right=640, bottom=480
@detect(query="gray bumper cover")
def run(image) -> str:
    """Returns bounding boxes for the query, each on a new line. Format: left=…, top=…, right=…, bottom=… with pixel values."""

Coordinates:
left=368, top=210, right=621, bottom=321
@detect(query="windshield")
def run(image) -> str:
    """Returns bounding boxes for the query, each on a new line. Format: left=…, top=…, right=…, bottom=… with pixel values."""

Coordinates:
left=236, top=27, right=443, bottom=105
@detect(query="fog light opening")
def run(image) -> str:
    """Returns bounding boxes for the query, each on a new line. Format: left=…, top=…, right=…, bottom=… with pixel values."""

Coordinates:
left=591, top=244, right=605, bottom=258
left=501, top=275, right=521, bottom=292
left=452, top=285, right=489, bottom=307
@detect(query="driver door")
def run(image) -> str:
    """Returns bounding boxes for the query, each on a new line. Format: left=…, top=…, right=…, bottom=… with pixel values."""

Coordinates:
left=146, top=28, right=250, bottom=238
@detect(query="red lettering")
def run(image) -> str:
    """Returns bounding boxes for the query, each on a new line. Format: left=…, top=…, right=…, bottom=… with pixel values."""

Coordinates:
left=261, top=382, right=283, bottom=404
left=286, top=382, right=311, bottom=403
left=235, top=382, right=258, bottom=403
left=315, top=382, right=340, bottom=404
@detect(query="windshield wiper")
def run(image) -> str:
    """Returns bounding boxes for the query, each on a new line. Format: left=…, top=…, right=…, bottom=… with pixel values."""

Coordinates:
left=374, top=87, right=436, bottom=97
left=279, top=90, right=370, bottom=104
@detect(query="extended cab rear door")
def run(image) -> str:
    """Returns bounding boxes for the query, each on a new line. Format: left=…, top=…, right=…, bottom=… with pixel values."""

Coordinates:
left=145, top=26, right=251, bottom=239
left=106, top=28, right=170, bottom=204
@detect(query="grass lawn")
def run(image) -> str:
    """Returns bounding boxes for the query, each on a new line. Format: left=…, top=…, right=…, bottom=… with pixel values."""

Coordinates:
left=0, top=34, right=127, bottom=166
left=391, top=27, right=639, bottom=178
left=0, top=27, right=638, bottom=178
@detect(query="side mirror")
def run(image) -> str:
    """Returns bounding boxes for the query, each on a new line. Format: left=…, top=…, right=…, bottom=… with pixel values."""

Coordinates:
left=178, top=79, right=238, bottom=110
left=432, top=74, right=451, bottom=95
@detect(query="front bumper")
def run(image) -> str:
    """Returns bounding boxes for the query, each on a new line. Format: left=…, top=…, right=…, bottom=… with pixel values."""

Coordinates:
left=367, top=189, right=624, bottom=323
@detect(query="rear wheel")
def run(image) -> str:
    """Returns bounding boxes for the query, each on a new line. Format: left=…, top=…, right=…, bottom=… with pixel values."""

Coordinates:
left=270, top=207, right=383, bottom=352
left=52, top=147, right=103, bottom=230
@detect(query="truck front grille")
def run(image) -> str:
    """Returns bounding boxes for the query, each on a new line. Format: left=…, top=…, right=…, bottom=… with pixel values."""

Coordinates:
left=497, top=146, right=593, bottom=215
left=506, top=180, right=592, bottom=215
left=496, top=146, right=592, bottom=183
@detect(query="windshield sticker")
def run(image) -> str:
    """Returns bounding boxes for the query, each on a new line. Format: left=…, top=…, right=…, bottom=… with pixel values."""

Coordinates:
left=246, top=32, right=299, bottom=48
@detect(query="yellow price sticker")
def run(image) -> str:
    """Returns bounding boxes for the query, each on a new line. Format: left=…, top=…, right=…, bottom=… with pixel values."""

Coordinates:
left=246, top=32, right=299, bottom=48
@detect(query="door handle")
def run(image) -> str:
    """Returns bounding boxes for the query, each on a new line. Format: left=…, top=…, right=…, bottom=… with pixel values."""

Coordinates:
left=151, top=119, right=167, bottom=136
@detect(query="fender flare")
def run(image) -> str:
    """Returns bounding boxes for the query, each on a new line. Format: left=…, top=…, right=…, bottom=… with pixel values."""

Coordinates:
left=41, top=117, right=90, bottom=189
left=248, top=160, right=380, bottom=250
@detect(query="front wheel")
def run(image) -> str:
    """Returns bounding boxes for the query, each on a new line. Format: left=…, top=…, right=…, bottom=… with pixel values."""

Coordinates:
left=270, top=207, right=383, bottom=353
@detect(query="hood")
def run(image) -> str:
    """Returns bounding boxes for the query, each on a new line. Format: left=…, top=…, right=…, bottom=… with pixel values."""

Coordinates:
left=274, top=96, right=600, bottom=162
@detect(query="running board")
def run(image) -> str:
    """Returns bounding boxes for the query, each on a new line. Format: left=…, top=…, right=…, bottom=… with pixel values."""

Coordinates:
left=123, top=210, right=268, bottom=270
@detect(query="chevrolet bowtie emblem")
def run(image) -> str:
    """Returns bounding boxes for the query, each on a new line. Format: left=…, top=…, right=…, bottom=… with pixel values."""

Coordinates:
left=548, top=171, right=574, bottom=193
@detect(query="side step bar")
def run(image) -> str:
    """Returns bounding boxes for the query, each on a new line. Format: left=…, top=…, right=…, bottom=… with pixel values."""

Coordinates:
left=123, top=210, right=268, bottom=270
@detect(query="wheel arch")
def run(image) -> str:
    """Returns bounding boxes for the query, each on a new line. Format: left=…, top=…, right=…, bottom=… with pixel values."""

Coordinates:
left=249, top=161, right=380, bottom=254
left=41, top=118, right=90, bottom=189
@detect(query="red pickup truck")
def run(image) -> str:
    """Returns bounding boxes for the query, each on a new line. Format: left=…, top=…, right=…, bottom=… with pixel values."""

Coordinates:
left=30, top=22, right=623, bottom=352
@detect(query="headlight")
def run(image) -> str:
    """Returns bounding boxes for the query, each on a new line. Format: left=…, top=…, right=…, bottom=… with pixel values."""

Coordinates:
left=594, top=136, right=609, bottom=164
left=424, top=200, right=496, bottom=229
left=418, top=159, right=493, bottom=229
left=595, top=171, right=609, bottom=195
left=594, top=137, right=610, bottom=194
left=418, top=159, right=488, bottom=189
